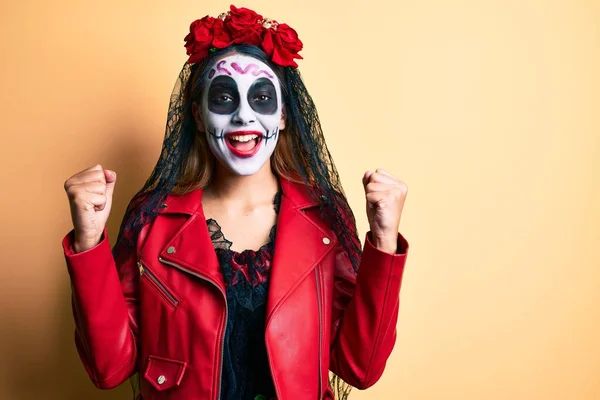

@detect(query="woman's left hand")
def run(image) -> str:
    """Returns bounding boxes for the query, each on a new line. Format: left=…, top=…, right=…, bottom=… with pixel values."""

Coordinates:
left=362, top=169, right=408, bottom=254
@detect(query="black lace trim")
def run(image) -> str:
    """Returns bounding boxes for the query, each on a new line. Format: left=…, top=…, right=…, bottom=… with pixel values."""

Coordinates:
left=207, top=191, right=281, bottom=400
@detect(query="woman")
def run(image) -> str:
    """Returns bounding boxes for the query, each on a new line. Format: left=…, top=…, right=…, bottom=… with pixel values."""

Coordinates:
left=62, top=5, right=409, bottom=400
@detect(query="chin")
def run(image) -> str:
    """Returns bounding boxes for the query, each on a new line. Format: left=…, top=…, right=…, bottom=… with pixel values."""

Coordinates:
left=234, top=169, right=259, bottom=176
left=214, top=151, right=271, bottom=177
left=224, top=162, right=263, bottom=177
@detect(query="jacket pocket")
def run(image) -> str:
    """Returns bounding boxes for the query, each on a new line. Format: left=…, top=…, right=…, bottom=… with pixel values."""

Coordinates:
left=143, top=355, right=187, bottom=391
left=138, top=261, right=180, bottom=308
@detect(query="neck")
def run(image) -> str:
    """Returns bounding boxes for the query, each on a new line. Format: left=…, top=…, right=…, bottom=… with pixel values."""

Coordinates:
left=205, top=161, right=279, bottom=205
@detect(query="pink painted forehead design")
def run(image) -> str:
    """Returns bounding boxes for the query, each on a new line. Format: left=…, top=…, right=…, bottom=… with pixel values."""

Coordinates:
left=208, top=60, right=275, bottom=80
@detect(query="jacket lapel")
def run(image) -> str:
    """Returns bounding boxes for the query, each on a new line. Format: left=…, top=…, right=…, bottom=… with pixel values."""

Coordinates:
left=155, top=187, right=225, bottom=291
left=150, top=178, right=337, bottom=311
left=266, top=179, right=337, bottom=322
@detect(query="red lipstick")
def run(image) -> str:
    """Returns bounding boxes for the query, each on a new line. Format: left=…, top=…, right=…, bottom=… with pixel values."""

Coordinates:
left=224, top=130, right=263, bottom=158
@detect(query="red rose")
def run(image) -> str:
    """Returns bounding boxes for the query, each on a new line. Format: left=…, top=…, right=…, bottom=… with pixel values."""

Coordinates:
left=262, top=23, right=303, bottom=68
left=225, top=5, right=264, bottom=46
left=183, top=6, right=304, bottom=68
left=212, top=18, right=232, bottom=48
left=184, top=16, right=216, bottom=63
left=226, top=5, right=263, bottom=30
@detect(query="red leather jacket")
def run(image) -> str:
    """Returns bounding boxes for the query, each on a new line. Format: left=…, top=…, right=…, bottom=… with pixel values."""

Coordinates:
left=62, top=178, right=409, bottom=399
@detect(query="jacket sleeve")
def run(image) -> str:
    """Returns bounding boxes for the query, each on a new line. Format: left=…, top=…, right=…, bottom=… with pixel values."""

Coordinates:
left=62, top=226, right=140, bottom=389
left=329, top=231, right=408, bottom=389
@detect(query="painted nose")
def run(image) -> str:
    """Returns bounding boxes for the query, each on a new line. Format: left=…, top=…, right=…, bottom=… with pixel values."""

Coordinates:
left=232, top=99, right=256, bottom=126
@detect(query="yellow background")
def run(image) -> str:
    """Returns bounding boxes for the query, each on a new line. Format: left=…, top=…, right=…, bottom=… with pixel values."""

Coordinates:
left=1, top=0, right=599, bottom=399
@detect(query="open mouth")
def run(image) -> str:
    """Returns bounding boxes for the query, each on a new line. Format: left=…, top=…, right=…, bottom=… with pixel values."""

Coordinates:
left=225, top=131, right=263, bottom=158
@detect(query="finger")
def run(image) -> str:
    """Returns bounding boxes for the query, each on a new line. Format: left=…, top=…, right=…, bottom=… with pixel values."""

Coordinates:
left=70, top=182, right=107, bottom=196
left=86, top=164, right=104, bottom=172
left=85, top=182, right=108, bottom=195
left=365, top=182, right=392, bottom=194
left=376, top=168, right=396, bottom=179
left=397, top=181, right=408, bottom=195
left=375, top=169, right=403, bottom=184
left=69, top=164, right=104, bottom=181
left=89, top=193, right=108, bottom=211
left=73, top=192, right=107, bottom=211
left=368, top=171, right=399, bottom=185
left=104, top=170, right=117, bottom=198
left=362, top=170, right=373, bottom=188
left=66, top=170, right=106, bottom=189
left=366, top=190, right=395, bottom=205
left=104, top=169, right=117, bottom=184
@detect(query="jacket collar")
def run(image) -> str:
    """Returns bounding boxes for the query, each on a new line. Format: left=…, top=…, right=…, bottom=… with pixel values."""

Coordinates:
left=156, top=176, right=336, bottom=322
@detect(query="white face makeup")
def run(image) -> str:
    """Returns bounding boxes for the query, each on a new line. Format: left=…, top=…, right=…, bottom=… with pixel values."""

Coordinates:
left=200, top=54, right=284, bottom=176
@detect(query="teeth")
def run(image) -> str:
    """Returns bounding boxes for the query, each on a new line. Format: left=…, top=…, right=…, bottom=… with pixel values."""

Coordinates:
left=229, top=134, right=258, bottom=142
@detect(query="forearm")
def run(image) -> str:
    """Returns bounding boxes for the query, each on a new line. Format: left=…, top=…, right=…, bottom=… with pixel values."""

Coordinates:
left=330, top=232, right=408, bottom=389
left=63, top=228, right=138, bottom=388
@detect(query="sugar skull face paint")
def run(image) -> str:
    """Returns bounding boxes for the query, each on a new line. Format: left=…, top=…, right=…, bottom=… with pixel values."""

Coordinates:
left=200, top=54, right=284, bottom=176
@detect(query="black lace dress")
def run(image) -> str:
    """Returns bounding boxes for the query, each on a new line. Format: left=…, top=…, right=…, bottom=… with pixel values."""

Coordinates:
left=206, top=193, right=281, bottom=400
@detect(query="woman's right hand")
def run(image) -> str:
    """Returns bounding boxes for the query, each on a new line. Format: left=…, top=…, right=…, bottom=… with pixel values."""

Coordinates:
left=64, top=164, right=117, bottom=253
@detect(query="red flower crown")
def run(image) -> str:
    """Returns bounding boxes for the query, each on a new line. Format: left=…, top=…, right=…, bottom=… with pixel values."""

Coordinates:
left=184, top=5, right=303, bottom=68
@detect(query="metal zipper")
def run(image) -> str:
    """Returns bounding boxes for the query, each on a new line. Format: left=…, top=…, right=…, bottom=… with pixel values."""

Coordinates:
left=137, top=261, right=179, bottom=307
left=315, top=269, right=323, bottom=398
left=159, top=256, right=227, bottom=400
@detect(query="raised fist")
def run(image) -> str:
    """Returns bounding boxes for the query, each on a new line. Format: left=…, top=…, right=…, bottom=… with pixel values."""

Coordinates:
left=64, top=164, right=117, bottom=253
